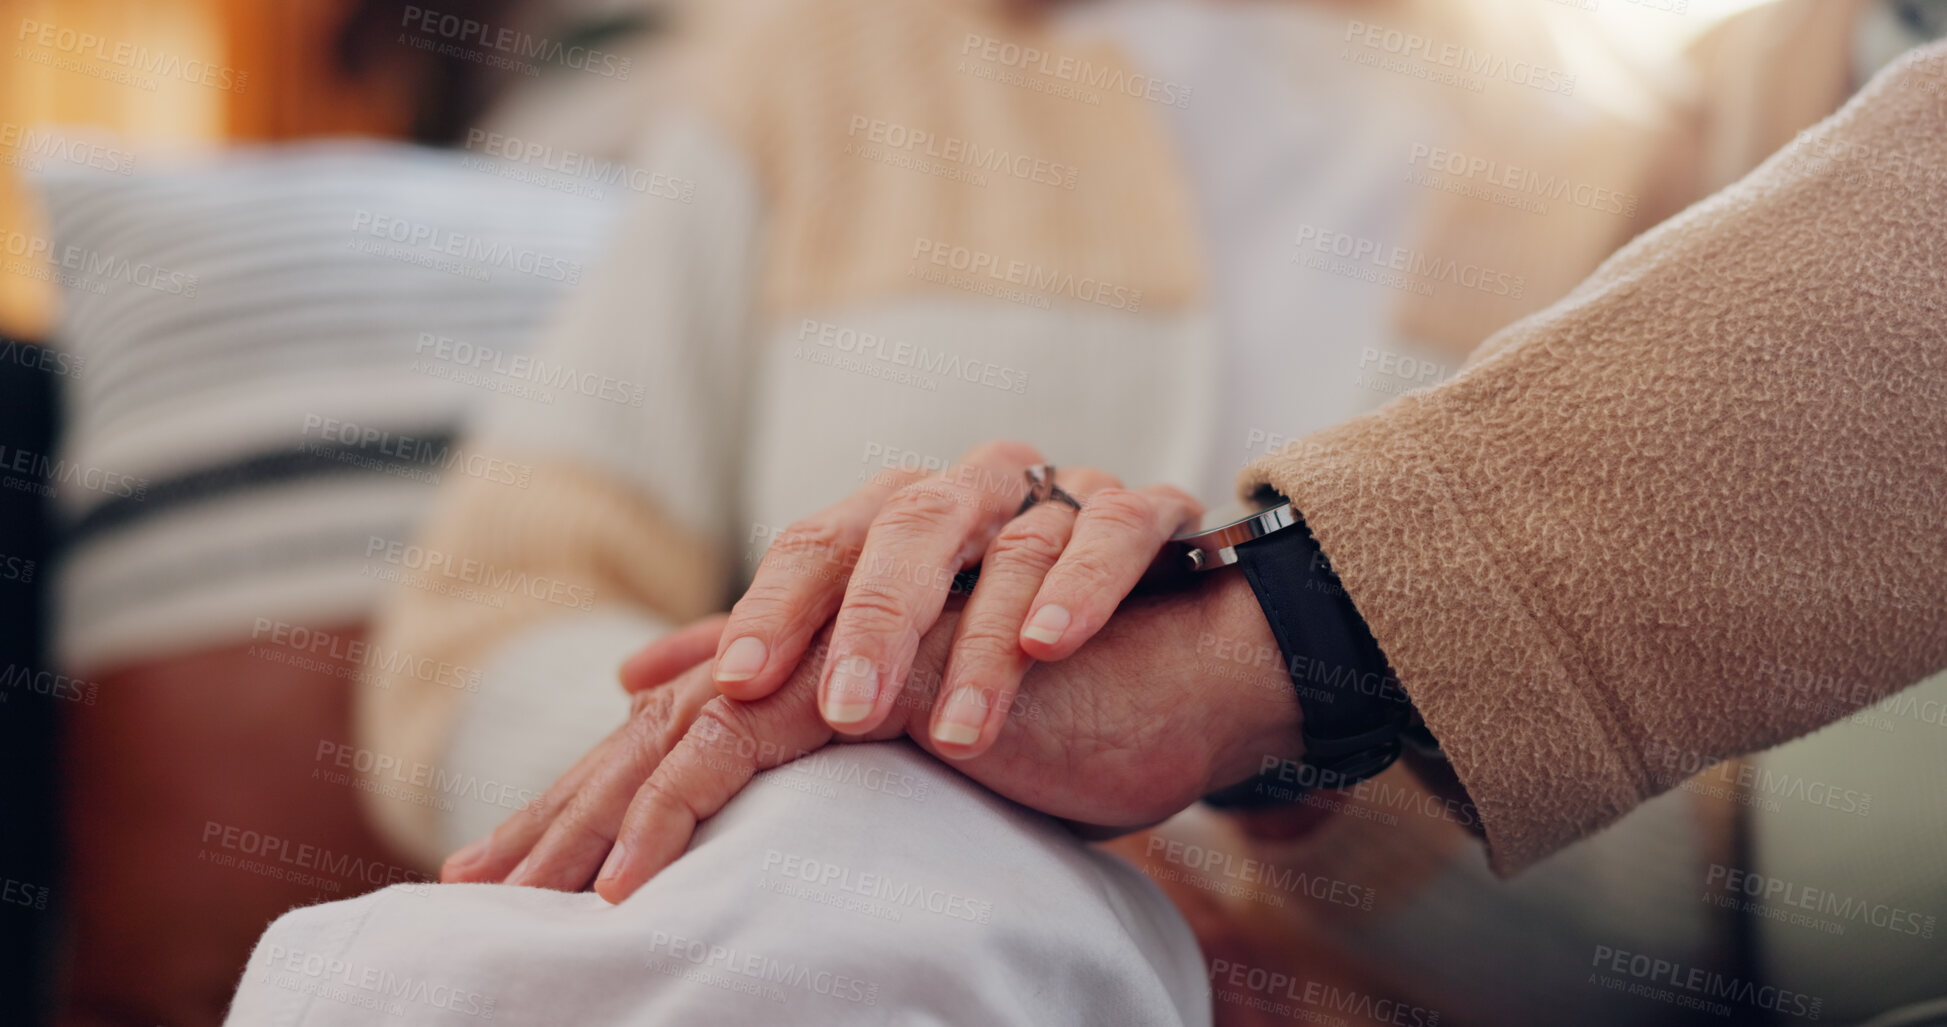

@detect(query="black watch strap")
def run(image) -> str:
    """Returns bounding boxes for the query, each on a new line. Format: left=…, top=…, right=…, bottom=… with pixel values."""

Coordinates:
left=1203, top=509, right=1412, bottom=809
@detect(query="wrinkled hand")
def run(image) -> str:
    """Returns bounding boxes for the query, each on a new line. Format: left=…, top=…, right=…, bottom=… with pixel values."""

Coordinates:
left=441, top=571, right=1297, bottom=904
left=696, top=440, right=1203, bottom=757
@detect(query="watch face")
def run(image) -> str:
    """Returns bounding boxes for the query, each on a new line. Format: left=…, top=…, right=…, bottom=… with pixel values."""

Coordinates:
left=1168, top=498, right=1296, bottom=571
left=1170, top=498, right=1287, bottom=542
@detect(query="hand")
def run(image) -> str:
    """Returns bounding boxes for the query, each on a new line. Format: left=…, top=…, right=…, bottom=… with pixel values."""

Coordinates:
left=443, top=570, right=1297, bottom=904
left=666, top=440, right=1204, bottom=758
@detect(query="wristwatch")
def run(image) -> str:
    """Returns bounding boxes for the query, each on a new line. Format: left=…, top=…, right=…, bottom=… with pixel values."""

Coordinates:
left=1171, top=492, right=1418, bottom=808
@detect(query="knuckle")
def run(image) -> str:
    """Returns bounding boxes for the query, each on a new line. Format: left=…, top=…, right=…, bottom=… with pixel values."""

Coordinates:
left=692, top=696, right=758, bottom=755
left=629, top=685, right=677, bottom=724
left=988, top=517, right=1067, bottom=571
left=881, top=484, right=968, bottom=529
left=635, top=772, right=706, bottom=828
left=1078, top=488, right=1157, bottom=536
left=767, top=518, right=854, bottom=566
left=731, top=579, right=816, bottom=623
left=838, top=578, right=913, bottom=635
left=621, top=697, right=687, bottom=766
left=1054, top=545, right=1122, bottom=595
left=952, top=621, right=1026, bottom=663
left=551, top=784, right=605, bottom=830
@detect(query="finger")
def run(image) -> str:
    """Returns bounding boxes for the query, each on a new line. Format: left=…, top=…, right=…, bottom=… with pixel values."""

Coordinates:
left=502, top=667, right=718, bottom=891
left=594, top=651, right=886, bottom=902
left=441, top=723, right=621, bottom=884
left=709, top=473, right=917, bottom=701
left=620, top=614, right=730, bottom=693
left=929, top=467, right=1121, bottom=758
left=820, top=439, right=1043, bottom=734
left=1019, top=484, right=1202, bottom=660
left=595, top=614, right=962, bottom=902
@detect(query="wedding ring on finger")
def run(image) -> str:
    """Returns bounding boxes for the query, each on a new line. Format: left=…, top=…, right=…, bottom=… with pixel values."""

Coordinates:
left=953, top=465, right=1084, bottom=594
left=1016, top=463, right=1083, bottom=517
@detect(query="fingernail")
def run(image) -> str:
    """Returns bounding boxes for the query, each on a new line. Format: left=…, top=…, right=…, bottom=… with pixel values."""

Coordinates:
left=596, top=842, right=630, bottom=886
left=506, top=856, right=533, bottom=885
left=1023, top=604, right=1070, bottom=645
left=932, top=687, right=989, bottom=748
left=822, top=655, right=879, bottom=726
left=446, top=837, right=489, bottom=871
left=714, top=636, right=767, bottom=682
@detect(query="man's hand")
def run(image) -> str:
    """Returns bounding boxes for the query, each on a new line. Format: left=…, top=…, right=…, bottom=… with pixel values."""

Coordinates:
left=440, top=570, right=1297, bottom=904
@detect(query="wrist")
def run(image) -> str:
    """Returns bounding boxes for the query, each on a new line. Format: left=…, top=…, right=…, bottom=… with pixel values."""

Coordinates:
left=1197, top=569, right=1305, bottom=791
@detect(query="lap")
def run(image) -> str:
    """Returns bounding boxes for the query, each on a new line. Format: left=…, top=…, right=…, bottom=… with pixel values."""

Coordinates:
left=227, top=741, right=1211, bottom=1026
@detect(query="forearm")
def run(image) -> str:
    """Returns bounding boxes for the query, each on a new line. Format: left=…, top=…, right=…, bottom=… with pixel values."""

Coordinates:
left=1240, top=44, right=1947, bottom=874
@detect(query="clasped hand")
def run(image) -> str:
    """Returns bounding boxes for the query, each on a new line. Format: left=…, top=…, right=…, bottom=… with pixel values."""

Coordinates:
left=441, top=441, right=1298, bottom=903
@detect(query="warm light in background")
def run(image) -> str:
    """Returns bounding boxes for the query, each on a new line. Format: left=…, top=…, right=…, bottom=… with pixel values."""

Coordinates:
left=0, top=0, right=409, bottom=338
left=0, top=0, right=1783, bottom=341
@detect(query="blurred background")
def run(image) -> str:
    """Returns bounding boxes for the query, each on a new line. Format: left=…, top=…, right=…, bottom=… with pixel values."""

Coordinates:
left=3, top=0, right=1944, bottom=1025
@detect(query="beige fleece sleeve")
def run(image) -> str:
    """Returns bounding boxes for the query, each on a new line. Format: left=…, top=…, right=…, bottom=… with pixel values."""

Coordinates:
left=1241, top=44, right=1947, bottom=876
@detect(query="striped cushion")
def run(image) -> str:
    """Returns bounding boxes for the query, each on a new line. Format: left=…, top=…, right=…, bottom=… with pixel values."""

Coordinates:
left=33, top=142, right=618, bottom=670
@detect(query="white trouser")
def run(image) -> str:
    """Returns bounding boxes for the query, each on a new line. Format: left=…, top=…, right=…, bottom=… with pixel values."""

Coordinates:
left=224, top=740, right=1212, bottom=1026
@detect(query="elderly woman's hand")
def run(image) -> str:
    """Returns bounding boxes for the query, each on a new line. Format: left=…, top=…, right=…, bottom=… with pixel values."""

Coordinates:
left=680, top=440, right=1203, bottom=758
left=441, top=570, right=1298, bottom=904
